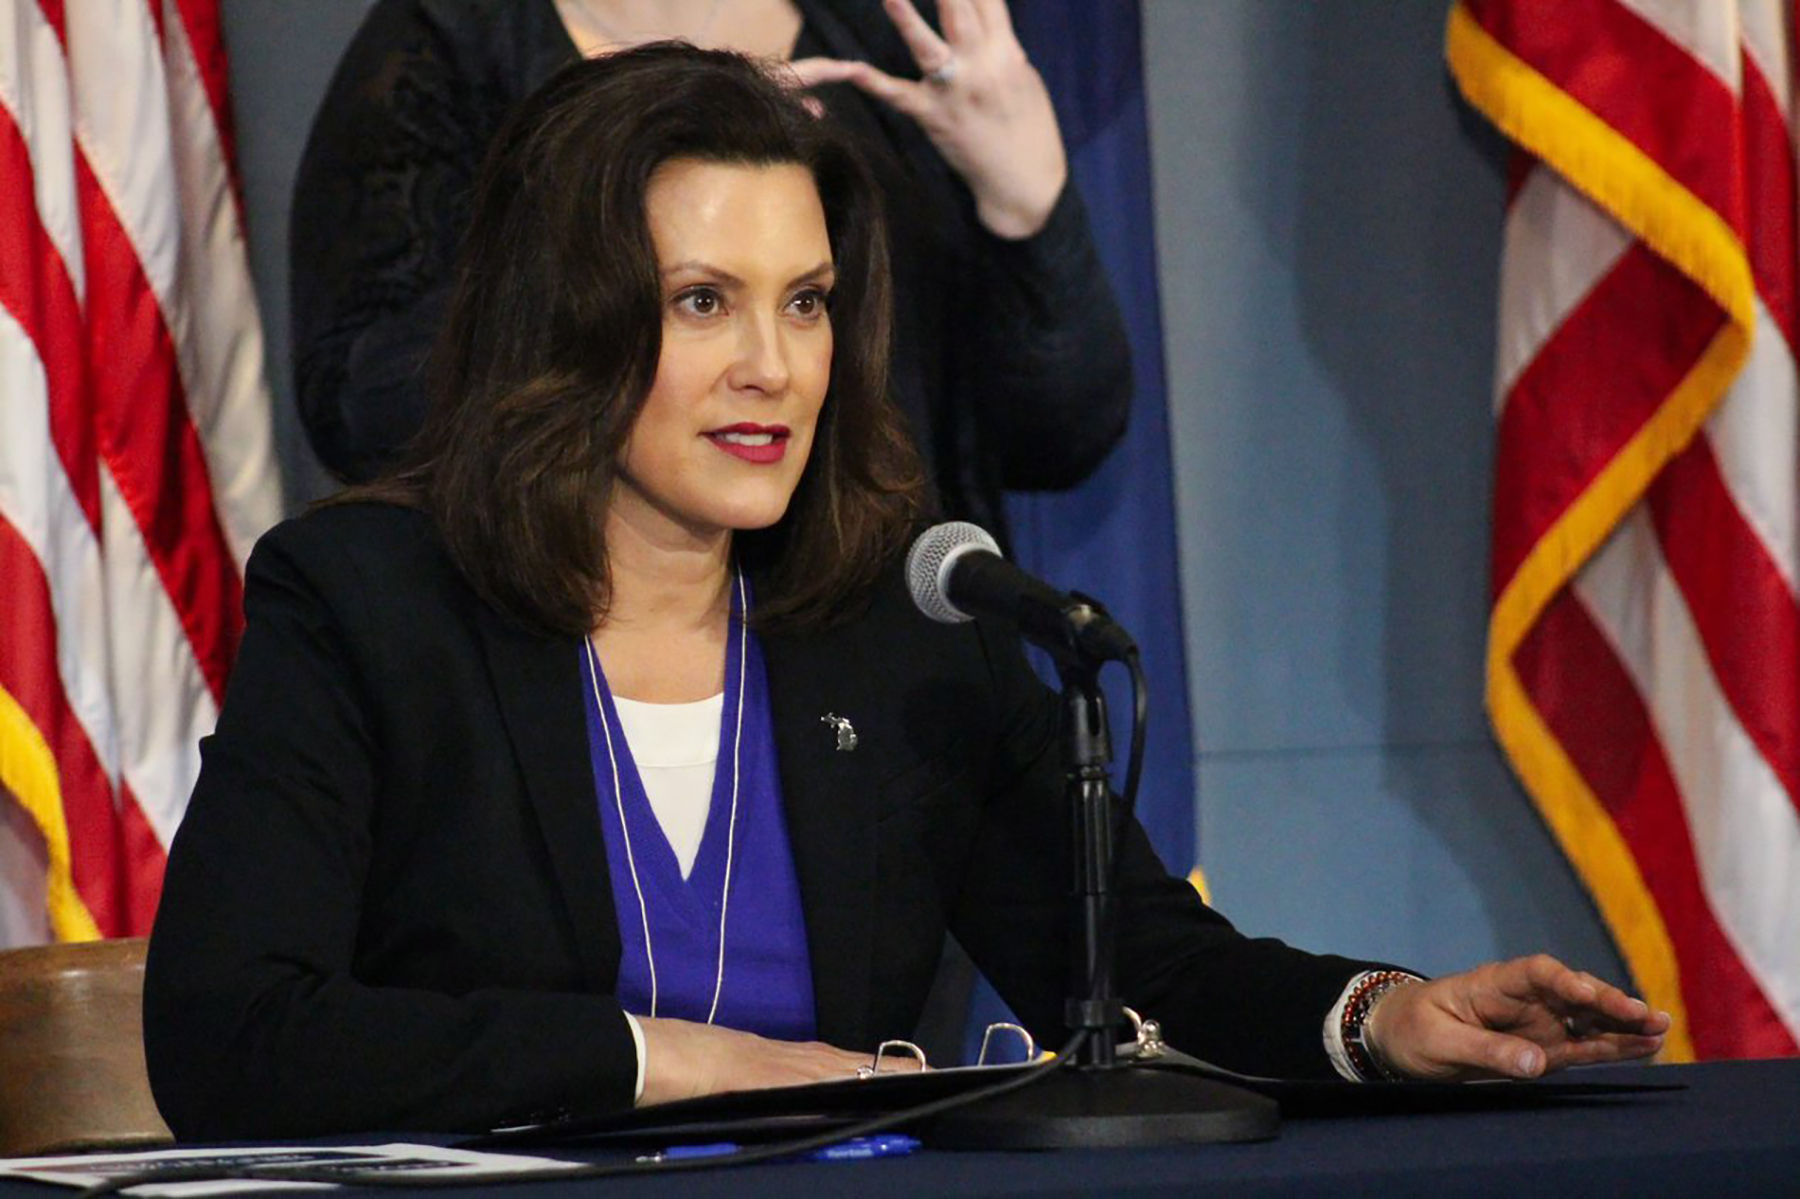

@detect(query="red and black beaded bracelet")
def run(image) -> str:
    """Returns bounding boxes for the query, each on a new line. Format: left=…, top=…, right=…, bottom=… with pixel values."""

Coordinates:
left=1341, top=970, right=1422, bottom=1082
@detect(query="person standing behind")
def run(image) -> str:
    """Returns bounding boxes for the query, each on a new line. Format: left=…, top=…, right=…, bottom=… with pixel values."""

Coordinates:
left=289, top=0, right=1131, bottom=550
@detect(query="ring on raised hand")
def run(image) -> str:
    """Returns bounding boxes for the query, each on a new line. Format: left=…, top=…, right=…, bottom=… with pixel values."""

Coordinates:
left=1562, top=1015, right=1591, bottom=1040
left=925, top=57, right=959, bottom=87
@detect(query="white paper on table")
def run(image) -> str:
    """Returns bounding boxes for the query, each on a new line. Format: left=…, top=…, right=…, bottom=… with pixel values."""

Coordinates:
left=0, top=1141, right=582, bottom=1196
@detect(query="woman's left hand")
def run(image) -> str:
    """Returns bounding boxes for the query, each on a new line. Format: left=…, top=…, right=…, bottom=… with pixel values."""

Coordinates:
left=1365, top=954, right=1672, bottom=1081
left=789, top=0, right=1067, bottom=239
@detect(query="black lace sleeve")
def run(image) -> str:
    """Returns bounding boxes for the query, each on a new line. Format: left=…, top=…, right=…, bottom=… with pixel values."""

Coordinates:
left=807, top=0, right=1133, bottom=509
left=955, top=180, right=1134, bottom=491
left=289, top=0, right=562, bottom=482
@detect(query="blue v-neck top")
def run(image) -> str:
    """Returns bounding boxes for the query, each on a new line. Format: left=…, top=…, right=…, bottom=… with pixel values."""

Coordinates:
left=581, top=587, right=817, bottom=1041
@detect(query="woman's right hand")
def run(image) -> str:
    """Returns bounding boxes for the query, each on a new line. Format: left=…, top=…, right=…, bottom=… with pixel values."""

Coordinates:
left=635, top=1017, right=895, bottom=1106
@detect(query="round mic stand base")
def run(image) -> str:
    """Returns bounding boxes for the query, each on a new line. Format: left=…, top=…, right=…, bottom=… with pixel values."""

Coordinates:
left=925, top=1061, right=1278, bottom=1149
left=960, top=606, right=1277, bottom=1150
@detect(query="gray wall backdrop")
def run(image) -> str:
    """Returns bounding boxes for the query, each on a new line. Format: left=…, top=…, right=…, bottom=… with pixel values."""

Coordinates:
left=219, top=0, right=1628, bottom=986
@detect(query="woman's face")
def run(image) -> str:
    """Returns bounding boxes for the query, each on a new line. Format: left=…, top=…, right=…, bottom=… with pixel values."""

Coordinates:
left=611, top=158, right=835, bottom=546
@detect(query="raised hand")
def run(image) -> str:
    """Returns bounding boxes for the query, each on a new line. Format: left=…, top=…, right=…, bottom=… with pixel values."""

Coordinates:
left=1365, top=954, right=1671, bottom=1082
left=789, top=0, right=1067, bottom=239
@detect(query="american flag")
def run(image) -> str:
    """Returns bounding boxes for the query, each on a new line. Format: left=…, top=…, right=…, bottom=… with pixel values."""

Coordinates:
left=1450, top=0, right=1800, bottom=1059
left=0, top=0, right=279, bottom=946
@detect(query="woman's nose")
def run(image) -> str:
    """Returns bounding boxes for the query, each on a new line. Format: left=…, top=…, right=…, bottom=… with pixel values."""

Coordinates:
left=727, top=309, right=792, bottom=394
left=727, top=313, right=791, bottom=396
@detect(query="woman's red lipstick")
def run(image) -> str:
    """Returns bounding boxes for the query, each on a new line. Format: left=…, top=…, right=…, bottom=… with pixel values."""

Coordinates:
left=704, top=422, right=791, bottom=464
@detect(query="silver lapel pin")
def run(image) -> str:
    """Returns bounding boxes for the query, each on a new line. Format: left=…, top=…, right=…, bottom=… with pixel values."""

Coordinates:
left=821, top=713, right=857, bottom=752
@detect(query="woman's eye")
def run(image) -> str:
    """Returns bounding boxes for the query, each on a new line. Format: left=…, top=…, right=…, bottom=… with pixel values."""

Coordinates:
left=789, top=288, right=830, bottom=318
left=674, top=288, right=723, bottom=317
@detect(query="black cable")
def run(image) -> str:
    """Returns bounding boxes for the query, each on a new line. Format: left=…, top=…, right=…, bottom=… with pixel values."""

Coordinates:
left=1122, top=648, right=1147, bottom=834
left=1108, top=647, right=1149, bottom=891
left=77, top=1030, right=1091, bottom=1197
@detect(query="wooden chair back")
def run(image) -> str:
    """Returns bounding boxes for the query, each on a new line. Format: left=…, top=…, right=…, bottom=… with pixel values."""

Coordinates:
left=0, top=937, right=173, bottom=1157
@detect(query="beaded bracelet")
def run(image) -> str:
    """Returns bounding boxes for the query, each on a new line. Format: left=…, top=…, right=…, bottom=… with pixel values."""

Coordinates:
left=1340, top=970, right=1421, bottom=1082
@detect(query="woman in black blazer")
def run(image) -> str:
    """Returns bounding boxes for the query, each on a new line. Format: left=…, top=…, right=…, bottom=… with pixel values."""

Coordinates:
left=144, top=44, right=1666, bottom=1140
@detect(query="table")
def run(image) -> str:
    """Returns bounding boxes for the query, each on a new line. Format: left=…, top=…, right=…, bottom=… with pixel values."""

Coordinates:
left=3, top=1059, right=1794, bottom=1197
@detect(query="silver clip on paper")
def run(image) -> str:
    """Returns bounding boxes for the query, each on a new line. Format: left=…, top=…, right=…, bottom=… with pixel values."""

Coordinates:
left=975, top=1022, right=1038, bottom=1066
left=855, top=1039, right=928, bottom=1078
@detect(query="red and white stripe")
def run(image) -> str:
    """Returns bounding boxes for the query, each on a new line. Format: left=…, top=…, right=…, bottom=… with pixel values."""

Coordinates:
left=0, top=0, right=279, bottom=945
left=1459, top=0, right=1800, bottom=1059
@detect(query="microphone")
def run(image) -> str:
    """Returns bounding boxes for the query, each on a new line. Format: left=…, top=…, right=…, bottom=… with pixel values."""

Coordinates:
left=904, top=522, right=1137, bottom=663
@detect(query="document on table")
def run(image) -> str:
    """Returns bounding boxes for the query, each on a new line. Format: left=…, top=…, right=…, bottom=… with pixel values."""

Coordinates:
left=0, top=1142, right=581, bottom=1196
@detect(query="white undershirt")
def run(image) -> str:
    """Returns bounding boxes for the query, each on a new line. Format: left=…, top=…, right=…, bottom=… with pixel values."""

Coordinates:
left=612, top=693, right=722, bottom=880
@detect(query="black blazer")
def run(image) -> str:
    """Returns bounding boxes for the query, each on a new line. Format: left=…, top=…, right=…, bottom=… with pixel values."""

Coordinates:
left=144, top=505, right=1373, bottom=1138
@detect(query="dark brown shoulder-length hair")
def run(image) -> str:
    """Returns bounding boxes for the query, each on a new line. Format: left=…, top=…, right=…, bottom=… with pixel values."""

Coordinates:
left=343, top=42, right=923, bottom=635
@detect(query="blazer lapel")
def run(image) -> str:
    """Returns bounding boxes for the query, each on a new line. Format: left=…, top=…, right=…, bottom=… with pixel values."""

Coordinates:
left=475, top=606, right=618, bottom=992
left=761, top=608, right=882, bottom=1051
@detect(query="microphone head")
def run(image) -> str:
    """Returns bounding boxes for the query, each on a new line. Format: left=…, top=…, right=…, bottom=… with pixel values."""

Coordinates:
left=906, top=521, right=1002, bottom=624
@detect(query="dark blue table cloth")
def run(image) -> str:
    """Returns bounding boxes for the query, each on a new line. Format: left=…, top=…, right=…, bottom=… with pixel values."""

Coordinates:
left=4, top=1059, right=1794, bottom=1197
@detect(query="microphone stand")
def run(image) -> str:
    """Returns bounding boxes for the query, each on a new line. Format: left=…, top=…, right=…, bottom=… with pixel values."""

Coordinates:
left=930, top=599, right=1279, bottom=1149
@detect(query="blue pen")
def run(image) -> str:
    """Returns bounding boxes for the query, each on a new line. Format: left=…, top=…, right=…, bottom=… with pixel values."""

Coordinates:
left=797, top=1134, right=921, bottom=1162
left=638, top=1135, right=922, bottom=1165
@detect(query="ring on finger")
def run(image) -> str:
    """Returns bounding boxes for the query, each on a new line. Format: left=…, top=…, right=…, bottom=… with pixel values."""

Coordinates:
left=1563, top=1015, right=1593, bottom=1040
left=924, top=56, right=959, bottom=87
